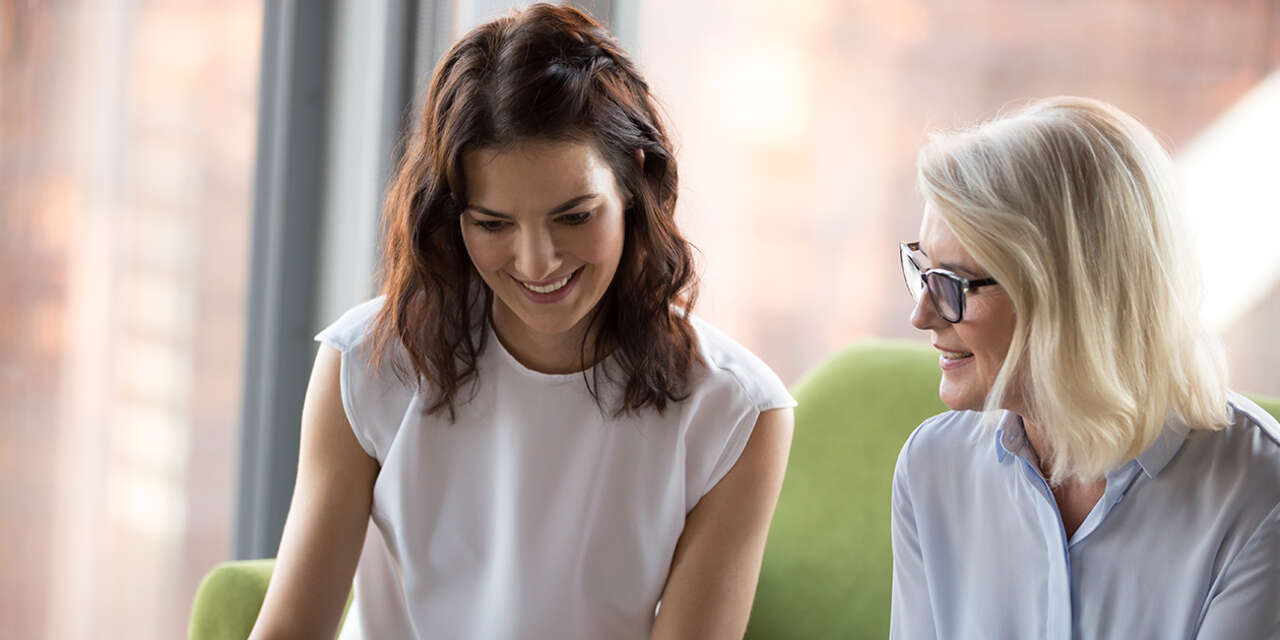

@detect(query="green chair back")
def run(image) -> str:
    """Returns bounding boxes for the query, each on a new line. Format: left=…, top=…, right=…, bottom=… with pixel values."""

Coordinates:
left=1250, top=396, right=1280, bottom=425
left=747, top=341, right=944, bottom=639
left=188, top=559, right=351, bottom=639
left=189, top=559, right=277, bottom=640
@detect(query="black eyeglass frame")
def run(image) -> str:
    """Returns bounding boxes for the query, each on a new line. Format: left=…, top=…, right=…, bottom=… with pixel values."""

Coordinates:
left=899, top=241, right=999, bottom=323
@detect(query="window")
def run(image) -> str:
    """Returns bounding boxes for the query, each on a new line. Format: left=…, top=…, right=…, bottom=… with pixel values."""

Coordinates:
left=633, top=0, right=1280, bottom=395
left=0, top=3, right=262, bottom=637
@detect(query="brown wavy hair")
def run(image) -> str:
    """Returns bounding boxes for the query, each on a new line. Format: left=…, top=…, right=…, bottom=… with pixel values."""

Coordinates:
left=369, top=3, right=700, bottom=418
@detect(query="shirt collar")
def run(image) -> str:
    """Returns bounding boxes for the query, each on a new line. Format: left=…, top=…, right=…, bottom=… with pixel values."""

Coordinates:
left=994, top=411, right=1033, bottom=465
left=1133, top=417, right=1189, bottom=479
left=993, top=410, right=1189, bottom=479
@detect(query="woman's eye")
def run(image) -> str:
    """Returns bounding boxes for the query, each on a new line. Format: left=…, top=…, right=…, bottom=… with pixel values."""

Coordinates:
left=473, top=220, right=507, bottom=232
left=559, top=212, right=591, bottom=226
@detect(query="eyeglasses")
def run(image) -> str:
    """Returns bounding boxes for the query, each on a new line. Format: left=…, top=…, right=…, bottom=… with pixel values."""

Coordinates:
left=899, top=241, right=998, bottom=323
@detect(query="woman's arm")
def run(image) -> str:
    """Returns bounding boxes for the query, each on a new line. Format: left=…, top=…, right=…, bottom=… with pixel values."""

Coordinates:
left=1194, top=504, right=1280, bottom=638
left=248, top=345, right=380, bottom=640
left=650, top=407, right=794, bottom=640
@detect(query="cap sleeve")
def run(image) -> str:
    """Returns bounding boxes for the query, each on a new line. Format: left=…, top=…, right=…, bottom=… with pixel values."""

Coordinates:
left=683, top=316, right=797, bottom=508
left=314, top=296, right=412, bottom=463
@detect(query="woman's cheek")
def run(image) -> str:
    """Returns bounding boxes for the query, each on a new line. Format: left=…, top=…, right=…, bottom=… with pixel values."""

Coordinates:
left=581, top=215, right=625, bottom=264
left=462, top=230, right=508, bottom=273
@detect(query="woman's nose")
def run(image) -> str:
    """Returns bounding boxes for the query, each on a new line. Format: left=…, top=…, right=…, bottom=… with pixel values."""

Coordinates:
left=909, top=286, right=943, bottom=331
left=514, top=226, right=561, bottom=280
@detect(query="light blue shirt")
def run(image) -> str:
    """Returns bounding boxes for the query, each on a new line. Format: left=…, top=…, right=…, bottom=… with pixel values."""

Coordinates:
left=890, top=393, right=1280, bottom=639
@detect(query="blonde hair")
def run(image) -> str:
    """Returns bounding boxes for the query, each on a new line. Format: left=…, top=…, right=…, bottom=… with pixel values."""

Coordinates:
left=917, top=96, right=1230, bottom=484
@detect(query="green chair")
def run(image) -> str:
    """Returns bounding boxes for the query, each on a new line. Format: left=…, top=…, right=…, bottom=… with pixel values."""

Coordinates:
left=189, top=559, right=278, bottom=640
left=745, top=340, right=946, bottom=639
left=188, top=559, right=352, bottom=639
left=190, top=341, right=1280, bottom=639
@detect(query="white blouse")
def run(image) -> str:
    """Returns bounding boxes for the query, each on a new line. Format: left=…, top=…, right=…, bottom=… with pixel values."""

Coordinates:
left=316, top=297, right=795, bottom=639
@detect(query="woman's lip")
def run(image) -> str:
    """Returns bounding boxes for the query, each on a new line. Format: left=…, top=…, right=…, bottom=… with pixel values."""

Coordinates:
left=513, top=267, right=582, bottom=303
left=938, top=352, right=975, bottom=371
left=519, top=270, right=578, bottom=288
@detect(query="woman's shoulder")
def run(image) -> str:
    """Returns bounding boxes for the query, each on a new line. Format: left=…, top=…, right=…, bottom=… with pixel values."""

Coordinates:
left=904, top=410, right=987, bottom=450
left=313, top=295, right=418, bottom=391
left=312, top=296, right=416, bottom=463
left=895, top=410, right=992, bottom=480
left=1225, top=392, right=1280, bottom=446
left=686, top=314, right=795, bottom=412
left=1186, top=393, right=1280, bottom=485
left=315, top=296, right=387, bottom=353
left=1155, top=394, right=1280, bottom=567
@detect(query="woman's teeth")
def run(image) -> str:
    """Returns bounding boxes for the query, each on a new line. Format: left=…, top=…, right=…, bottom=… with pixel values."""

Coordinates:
left=941, top=350, right=973, bottom=360
left=521, top=272, right=573, bottom=294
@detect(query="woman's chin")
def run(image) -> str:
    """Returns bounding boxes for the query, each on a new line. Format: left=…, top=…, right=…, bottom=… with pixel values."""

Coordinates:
left=498, top=299, right=594, bottom=340
left=937, top=375, right=985, bottom=412
left=507, top=313, right=583, bottom=339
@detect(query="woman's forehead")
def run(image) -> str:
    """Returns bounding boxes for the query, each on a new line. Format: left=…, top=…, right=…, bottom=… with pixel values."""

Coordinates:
left=462, top=140, right=615, bottom=211
left=918, top=205, right=956, bottom=256
left=919, top=205, right=981, bottom=274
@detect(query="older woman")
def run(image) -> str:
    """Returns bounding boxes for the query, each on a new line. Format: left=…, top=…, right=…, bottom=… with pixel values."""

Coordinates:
left=892, top=97, right=1279, bottom=639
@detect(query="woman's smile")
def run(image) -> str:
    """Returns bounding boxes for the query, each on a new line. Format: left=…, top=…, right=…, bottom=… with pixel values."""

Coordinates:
left=512, top=266, right=583, bottom=302
left=936, top=345, right=975, bottom=371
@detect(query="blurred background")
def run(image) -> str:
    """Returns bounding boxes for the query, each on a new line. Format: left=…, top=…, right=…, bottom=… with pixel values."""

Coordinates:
left=2, top=0, right=1277, bottom=637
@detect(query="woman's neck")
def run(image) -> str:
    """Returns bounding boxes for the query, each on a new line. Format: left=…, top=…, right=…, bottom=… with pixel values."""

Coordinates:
left=490, top=301, right=607, bottom=374
left=1020, top=415, right=1107, bottom=538
left=1020, top=416, right=1108, bottom=488
left=1020, top=417, right=1058, bottom=479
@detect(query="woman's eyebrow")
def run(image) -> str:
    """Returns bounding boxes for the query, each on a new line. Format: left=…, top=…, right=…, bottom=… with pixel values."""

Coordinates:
left=920, top=247, right=980, bottom=276
left=937, top=260, right=978, bottom=275
left=464, top=193, right=599, bottom=219
left=544, top=193, right=598, bottom=215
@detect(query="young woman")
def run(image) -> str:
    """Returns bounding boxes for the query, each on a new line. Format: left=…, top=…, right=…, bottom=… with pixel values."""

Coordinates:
left=892, top=97, right=1279, bottom=638
left=248, top=5, right=795, bottom=639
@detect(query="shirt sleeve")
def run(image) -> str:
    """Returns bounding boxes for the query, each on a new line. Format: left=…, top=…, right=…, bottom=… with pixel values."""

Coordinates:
left=890, top=434, right=938, bottom=640
left=313, top=296, right=413, bottom=464
left=1195, top=502, right=1280, bottom=638
left=685, top=316, right=797, bottom=503
left=701, top=373, right=796, bottom=497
